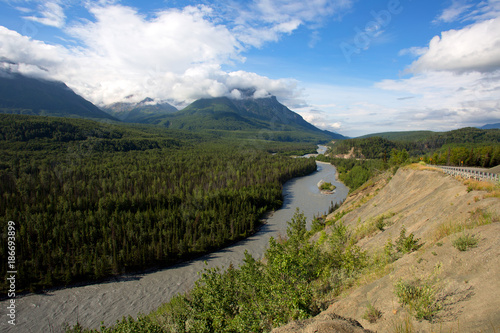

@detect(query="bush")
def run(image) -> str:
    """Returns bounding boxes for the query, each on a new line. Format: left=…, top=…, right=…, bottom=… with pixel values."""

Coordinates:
left=395, top=226, right=422, bottom=254
left=375, top=216, right=386, bottom=231
left=452, top=233, right=478, bottom=251
left=363, top=303, right=382, bottom=323
left=385, top=227, right=422, bottom=263
left=394, top=279, right=441, bottom=321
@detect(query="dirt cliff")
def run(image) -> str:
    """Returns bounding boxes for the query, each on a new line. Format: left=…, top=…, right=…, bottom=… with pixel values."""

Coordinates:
left=274, top=165, right=500, bottom=333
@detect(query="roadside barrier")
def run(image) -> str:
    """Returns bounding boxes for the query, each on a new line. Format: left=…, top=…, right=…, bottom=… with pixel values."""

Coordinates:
left=434, top=165, right=499, bottom=182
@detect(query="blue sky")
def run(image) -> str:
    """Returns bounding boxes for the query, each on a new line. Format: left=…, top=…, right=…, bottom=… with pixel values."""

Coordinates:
left=0, top=0, right=499, bottom=136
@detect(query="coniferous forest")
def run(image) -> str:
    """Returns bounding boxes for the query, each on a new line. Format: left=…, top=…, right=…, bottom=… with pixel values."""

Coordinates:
left=0, top=114, right=318, bottom=292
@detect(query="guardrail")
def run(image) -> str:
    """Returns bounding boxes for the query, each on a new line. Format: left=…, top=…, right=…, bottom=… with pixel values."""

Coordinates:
left=434, top=165, right=499, bottom=183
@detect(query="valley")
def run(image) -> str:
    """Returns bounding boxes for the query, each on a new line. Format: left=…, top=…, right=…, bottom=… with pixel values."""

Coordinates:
left=0, top=152, right=348, bottom=333
left=0, top=69, right=498, bottom=333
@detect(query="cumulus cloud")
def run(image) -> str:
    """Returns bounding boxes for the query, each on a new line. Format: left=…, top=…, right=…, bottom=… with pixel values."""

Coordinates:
left=398, top=46, right=427, bottom=57
left=408, top=17, right=500, bottom=74
left=0, top=0, right=352, bottom=106
left=0, top=3, right=290, bottom=105
left=375, top=0, right=500, bottom=135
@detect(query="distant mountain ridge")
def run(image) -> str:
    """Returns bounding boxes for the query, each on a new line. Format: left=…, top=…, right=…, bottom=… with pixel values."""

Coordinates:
left=0, top=71, right=116, bottom=121
left=480, top=123, right=500, bottom=130
left=102, top=97, right=178, bottom=122
left=357, top=130, right=436, bottom=141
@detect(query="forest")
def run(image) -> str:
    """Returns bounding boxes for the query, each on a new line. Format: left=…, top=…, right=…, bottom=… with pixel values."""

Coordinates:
left=328, top=127, right=500, bottom=168
left=0, top=114, right=318, bottom=292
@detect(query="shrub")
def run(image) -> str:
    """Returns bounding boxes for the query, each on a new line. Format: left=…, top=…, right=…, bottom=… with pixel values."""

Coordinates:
left=384, top=237, right=398, bottom=262
left=452, top=233, right=478, bottom=251
left=395, top=226, right=422, bottom=254
left=375, top=216, right=386, bottom=231
left=363, top=303, right=382, bottom=323
left=385, top=227, right=422, bottom=263
left=394, top=279, right=441, bottom=321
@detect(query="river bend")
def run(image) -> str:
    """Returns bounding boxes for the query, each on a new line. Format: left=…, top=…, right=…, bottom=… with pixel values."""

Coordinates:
left=1, top=158, right=348, bottom=332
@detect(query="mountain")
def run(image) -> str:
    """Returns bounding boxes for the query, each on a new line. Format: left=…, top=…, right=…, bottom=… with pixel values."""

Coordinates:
left=154, top=96, right=346, bottom=140
left=102, top=97, right=178, bottom=122
left=480, top=123, right=500, bottom=129
left=0, top=71, right=116, bottom=121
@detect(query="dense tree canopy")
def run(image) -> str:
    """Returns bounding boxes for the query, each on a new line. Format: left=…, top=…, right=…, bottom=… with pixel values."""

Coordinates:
left=0, top=115, right=318, bottom=292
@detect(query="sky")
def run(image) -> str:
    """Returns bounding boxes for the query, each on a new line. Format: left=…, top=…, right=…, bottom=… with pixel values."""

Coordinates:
left=0, top=0, right=499, bottom=137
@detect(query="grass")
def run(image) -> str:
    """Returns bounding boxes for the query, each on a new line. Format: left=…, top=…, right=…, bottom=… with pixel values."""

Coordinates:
left=404, top=163, right=439, bottom=172
left=363, top=303, right=382, bottom=323
left=463, top=178, right=498, bottom=192
left=394, top=262, right=443, bottom=322
left=391, top=314, right=415, bottom=333
left=394, top=278, right=441, bottom=321
left=354, top=211, right=396, bottom=240
left=452, top=233, right=478, bottom=251
left=395, top=226, right=422, bottom=254
left=433, top=208, right=496, bottom=242
left=460, top=178, right=500, bottom=199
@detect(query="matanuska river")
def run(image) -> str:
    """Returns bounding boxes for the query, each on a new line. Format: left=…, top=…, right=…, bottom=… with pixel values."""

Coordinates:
left=1, top=148, right=348, bottom=332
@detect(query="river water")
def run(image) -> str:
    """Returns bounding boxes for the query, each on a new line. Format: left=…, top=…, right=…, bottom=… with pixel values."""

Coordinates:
left=1, top=148, right=348, bottom=332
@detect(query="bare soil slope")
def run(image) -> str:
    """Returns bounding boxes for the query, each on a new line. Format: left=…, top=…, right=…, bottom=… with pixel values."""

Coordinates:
left=275, top=165, right=500, bottom=333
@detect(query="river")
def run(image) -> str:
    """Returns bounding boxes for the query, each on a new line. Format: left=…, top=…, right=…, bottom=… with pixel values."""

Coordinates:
left=1, top=147, right=348, bottom=332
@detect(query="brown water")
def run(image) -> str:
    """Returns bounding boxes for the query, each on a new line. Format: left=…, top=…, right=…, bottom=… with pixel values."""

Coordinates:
left=1, top=158, right=348, bottom=332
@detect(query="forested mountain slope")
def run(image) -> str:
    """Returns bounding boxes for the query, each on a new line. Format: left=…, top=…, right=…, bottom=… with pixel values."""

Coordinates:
left=145, top=96, right=346, bottom=141
left=0, top=71, right=116, bottom=121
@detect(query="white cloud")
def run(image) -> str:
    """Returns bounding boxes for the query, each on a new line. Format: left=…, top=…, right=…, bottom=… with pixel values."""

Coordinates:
left=378, top=0, right=500, bottom=135
left=398, top=46, right=427, bottom=57
left=408, top=17, right=500, bottom=74
left=292, top=83, right=410, bottom=136
left=376, top=70, right=500, bottom=129
left=295, top=66, right=500, bottom=137
left=435, top=0, right=500, bottom=23
left=0, top=3, right=301, bottom=105
left=435, top=0, right=472, bottom=23
left=0, top=1, right=353, bottom=106
left=23, top=1, right=66, bottom=28
left=230, top=0, right=353, bottom=47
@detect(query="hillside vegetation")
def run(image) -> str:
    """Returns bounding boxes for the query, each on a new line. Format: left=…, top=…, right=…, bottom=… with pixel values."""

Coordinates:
left=65, top=163, right=500, bottom=333
left=329, top=127, right=500, bottom=168
left=285, top=165, right=500, bottom=333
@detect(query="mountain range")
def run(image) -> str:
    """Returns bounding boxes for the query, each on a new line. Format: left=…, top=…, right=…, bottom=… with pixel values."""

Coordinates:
left=5, top=70, right=495, bottom=140
left=0, top=71, right=345, bottom=141
left=480, top=123, right=500, bottom=130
